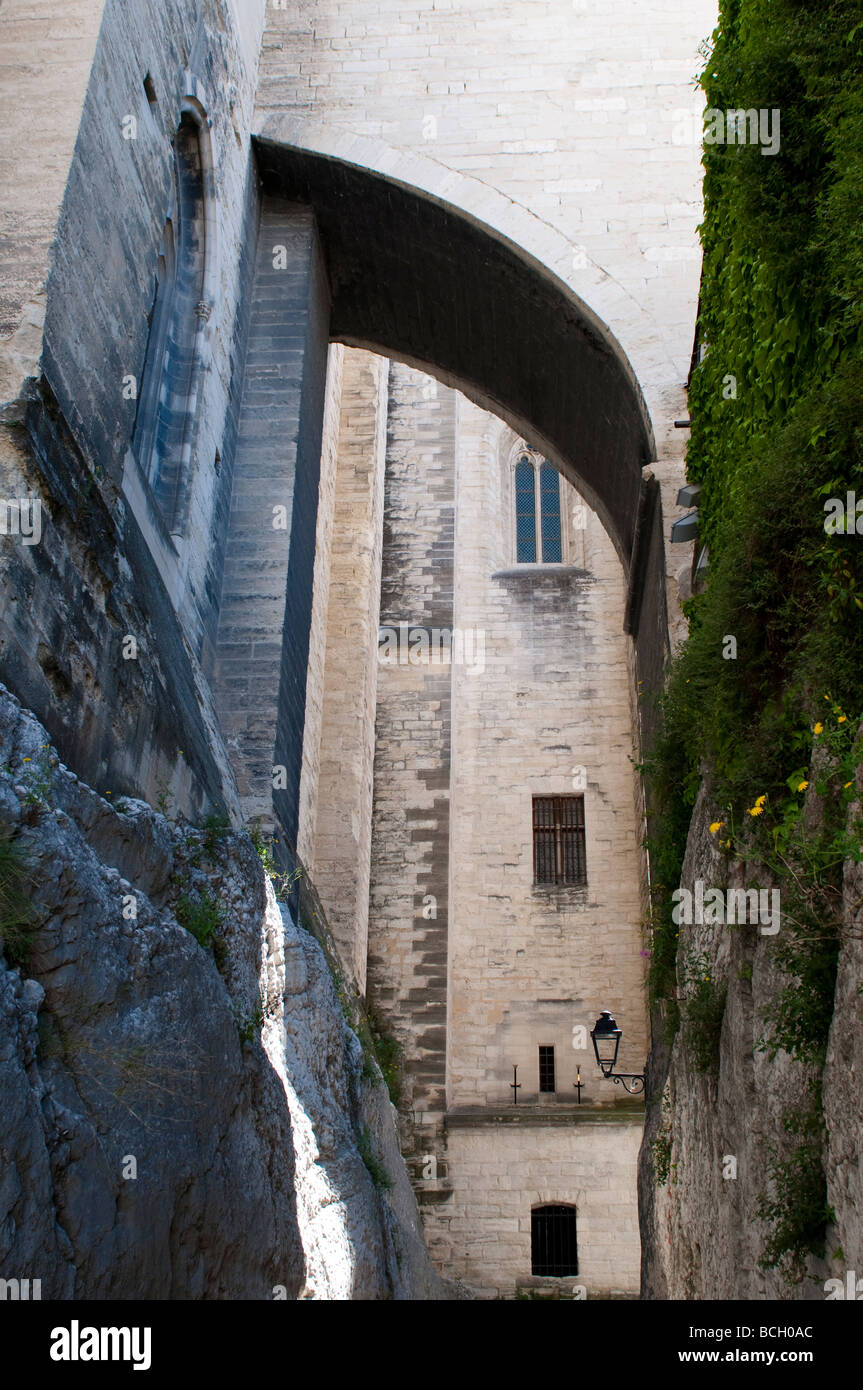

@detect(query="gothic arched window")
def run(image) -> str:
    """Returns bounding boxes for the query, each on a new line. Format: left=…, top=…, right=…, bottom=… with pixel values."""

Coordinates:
left=514, top=453, right=563, bottom=563
left=133, top=110, right=209, bottom=534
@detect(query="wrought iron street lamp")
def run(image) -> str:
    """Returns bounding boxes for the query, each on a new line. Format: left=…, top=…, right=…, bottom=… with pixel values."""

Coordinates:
left=590, top=1011, right=646, bottom=1096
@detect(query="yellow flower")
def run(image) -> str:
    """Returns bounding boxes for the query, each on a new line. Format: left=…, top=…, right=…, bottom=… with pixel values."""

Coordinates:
left=845, top=781, right=854, bottom=789
left=813, top=722, right=823, bottom=735
left=23, top=757, right=30, bottom=762
left=797, top=781, right=809, bottom=792
left=709, top=821, right=723, bottom=834
left=838, top=715, right=847, bottom=724
left=755, top=795, right=767, bottom=807
left=747, top=802, right=765, bottom=817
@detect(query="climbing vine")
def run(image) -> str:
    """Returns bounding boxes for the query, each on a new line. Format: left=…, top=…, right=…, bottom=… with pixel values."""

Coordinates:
left=642, top=0, right=863, bottom=1279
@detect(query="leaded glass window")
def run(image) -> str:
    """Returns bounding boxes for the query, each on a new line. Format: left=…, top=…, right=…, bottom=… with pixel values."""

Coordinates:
left=513, top=453, right=563, bottom=563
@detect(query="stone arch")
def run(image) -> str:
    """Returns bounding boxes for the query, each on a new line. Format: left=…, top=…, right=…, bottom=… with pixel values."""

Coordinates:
left=215, top=128, right=672, bottom=844
left=253, top=118, right=658, bottom=576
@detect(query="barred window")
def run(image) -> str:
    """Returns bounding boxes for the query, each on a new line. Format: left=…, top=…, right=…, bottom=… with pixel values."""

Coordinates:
left=532, top=795, right=586, bottom=886
left=538, top=1045, right=556, bottom=1093
left=531, top=1205, right=578, bottom=1277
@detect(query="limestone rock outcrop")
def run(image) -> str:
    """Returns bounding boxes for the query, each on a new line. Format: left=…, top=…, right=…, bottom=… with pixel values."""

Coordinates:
left=0, top=684, right=447, bottom=1299
left=640, top=782, right=863, bottom=1300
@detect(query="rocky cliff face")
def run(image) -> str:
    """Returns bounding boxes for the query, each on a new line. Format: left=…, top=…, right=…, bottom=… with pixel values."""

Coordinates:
left=0, top=684, right=447, bottom=1300
left=640, top=782, right=862, bottom=1300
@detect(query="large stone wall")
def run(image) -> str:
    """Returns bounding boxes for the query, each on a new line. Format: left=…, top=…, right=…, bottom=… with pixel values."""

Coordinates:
left=367, top=362, right=456, bottom=1138
left=306, top=348, right=388, bottom=989
left=446, top=398, right=648, bottom=1109
left=0, top=0, right=267, bottom=821
left=0, top=0, right=107, bottom=403
left=213, top=201, right=331, bottom=838
left=436, top=1116, right=642, bottom=1299
left=255, top=0, right=715, bottom=515
left=355, top=366, right=646, bottom=1294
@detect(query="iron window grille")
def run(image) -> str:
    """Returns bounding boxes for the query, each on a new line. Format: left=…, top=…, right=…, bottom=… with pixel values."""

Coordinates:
left=532, top=795, right=587, bottom=886
left=531, top=1205, right=578, bottom=1277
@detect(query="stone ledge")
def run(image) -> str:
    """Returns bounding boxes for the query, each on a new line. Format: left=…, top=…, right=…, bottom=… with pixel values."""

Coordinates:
left=444, top=1105, right=644, bottom=1128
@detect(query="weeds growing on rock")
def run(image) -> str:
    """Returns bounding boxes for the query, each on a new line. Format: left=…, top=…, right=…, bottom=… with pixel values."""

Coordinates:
left=0, top=836, right=35, bottom=967
left=357, top=1126, right=393, bottom=1191
left=681, top=952, right=728, bottom=1075
left=756, top=1107, right=834, bottom=1284
left=175, top=888, right=224, bottom=964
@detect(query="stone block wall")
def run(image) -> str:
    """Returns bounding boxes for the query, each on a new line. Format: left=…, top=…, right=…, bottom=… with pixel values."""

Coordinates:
left=0, top=0, right=107, bottom=403
left=306, top=348, right=388, bottom=989
left=256, top=0, right=714, bottom=484
left=367, top=362, right=456, bottom=1138
left=0, top=0, right=268, bottom=820
left=351, top=366, right=647, bottom=1294
left=213, top=200, right=331, bottom=839
left=296, top=341, right=345, bottom=872
left=447, top=395, right=648, bottom=1112
left=427, top=1116, right=643, bottom=1298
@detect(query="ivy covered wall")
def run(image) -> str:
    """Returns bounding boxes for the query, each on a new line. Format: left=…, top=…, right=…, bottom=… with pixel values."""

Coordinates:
left=642, top=0, right=863, bottom=1288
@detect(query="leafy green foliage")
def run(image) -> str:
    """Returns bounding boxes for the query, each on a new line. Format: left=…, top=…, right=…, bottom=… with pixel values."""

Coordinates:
left=175, top=888, right=223, bottom=952
left=757, top=1109, right=834, bottom=1282
left=652, top=1130, right=673, bottom=1187
left=234, top=1000, right=264, bottom=1045
left=681, top=953, right=728, bottom=1074
left=641, top=0, right=863, bottom=1276
left=0, top=837, right=35, bottom=967
left=357, top=1126, right=393, bottom=1191
left=201, top=813, right=229, bottom=858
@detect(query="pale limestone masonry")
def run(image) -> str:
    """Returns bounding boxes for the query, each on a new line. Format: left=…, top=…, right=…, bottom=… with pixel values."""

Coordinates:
left=437, top=1118, right=642, bottom=1298
left=309, top=358, right=647, bottom=1294
left=0, top=0, right=718, bottom=1300
left=367, top=363, right=456, bottom=1132
left=0, top=0, right=106, bottom=402
left=309, top=349, right=388, bottom=988
left=256, top=0, right=716, bottom=499
left=447, top=395, right=649, bottom=1110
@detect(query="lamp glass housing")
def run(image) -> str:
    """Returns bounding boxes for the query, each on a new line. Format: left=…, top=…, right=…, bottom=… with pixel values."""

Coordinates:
left=591, top=1011, right=622, bottom=1076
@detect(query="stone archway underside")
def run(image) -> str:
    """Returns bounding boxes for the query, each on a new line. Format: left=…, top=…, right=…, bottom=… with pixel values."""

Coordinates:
left=214, top=139, right=671, bottom=846
left=254, top=136, right=655, bottom=574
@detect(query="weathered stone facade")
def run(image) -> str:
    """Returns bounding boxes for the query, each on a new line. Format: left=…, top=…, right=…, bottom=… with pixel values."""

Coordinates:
left=0, top=0, right=718, bottom=1299
left=308, top=359, right=647, bottom=1295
